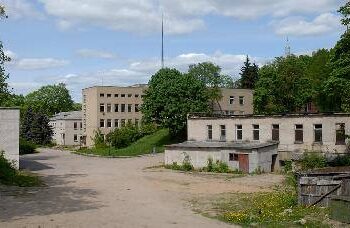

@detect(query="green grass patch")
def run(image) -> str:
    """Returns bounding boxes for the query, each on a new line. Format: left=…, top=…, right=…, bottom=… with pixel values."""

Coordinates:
left=77, top=129, right=177, bottom=157
left=0, top=152, right=42, bottom=187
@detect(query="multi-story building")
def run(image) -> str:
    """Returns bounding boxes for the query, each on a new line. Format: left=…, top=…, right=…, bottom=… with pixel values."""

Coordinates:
left=0, top=108, right=20, bottom=169
left=50, top=111, right=83, bottom=146
left=82, top=85, right=253, bottom=147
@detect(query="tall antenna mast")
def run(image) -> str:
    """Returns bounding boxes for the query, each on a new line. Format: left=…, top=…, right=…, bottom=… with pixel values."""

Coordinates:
left=285, top=36, right=291, bottom=57
left=161, top=13, right=164, bottom=69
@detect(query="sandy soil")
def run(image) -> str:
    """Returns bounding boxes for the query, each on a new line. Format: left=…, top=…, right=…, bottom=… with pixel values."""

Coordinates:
left=0, top=149, right=284, bottom=228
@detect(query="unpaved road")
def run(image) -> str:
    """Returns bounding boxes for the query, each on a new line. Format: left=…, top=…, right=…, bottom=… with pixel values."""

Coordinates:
left=0, top=149, right=283, bottom=228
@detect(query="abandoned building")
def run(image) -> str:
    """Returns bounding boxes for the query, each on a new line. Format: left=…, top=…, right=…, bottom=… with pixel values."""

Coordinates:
left=165, top=113, right=350, bottom=173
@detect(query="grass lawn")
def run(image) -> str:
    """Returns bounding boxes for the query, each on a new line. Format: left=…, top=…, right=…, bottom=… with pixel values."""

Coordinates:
left=77, top=129, right=178, bottom=157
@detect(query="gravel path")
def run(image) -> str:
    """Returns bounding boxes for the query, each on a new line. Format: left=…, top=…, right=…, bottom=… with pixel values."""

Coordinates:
left=0, top=149, right=283, bottom=228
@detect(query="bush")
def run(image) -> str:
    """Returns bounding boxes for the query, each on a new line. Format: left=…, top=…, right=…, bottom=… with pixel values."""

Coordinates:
left=328, top=154, right=350, bottom=166
left=299, top=152, right=327, bottom=170
left=0, top=151, right=41, bottom=187
left=202, top=158, right=233, bottom=173
left=182, top=153, right=194, bottom=171
left=92, top=129, right=107, bottom=148
left=19, top=138, right=37, bottom=155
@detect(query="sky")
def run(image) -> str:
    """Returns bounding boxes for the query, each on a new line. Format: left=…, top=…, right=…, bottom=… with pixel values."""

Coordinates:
left=0, top=0, right=346, bottom=102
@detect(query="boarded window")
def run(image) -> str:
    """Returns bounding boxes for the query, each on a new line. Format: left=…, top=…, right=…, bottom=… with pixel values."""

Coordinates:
left=314, top=124, right=322, bottom=143
left=236, top=125, right=242, bottom=140
left=107, top=104, right=112, bottom=112
left=272, top=124, right=279, bottom=141
left=207, top=125, right=212, bottom=140
left=295, top=124, right=303, bottom=143
left=220, top=125, right=226, bottom=141
left=107, top=119, right=112, bottom=128
left=253, top=124, right=259, bottom=140
left=336, top=123, right=346, bottom=145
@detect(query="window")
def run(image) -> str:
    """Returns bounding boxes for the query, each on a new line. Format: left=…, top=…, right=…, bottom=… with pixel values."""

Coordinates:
left=121, top=104, right=126, bottom=112
left=135, top=94, right=139, bottom=98
left=314, top=124, right=322, bottom=143
left=114, top=104, right=119, bottom=112
left=135, top=104, right=139, bottom=112
left=135, top=119, right=139, bottom=126
left=100, top=103, right=105, bottom=113
left=220, top=125, right=226, bottom=141
left=253, top=124, right=259, bottom=140
left=239, top=96, right=244, bottom=105
left=128, top=94, right=132, bottom=97
left=107, top=103, right=112, bottom=112
left=272, top=124, right=279, bottom=141
left=236, top=125, right=243, bottom=140
left=114, top=94, right=119, bottom=98
left=74, top=122, right=78, bottom=130
left=229, top=153, right=239, bottom=161
left=114, top=119, right=119, bottom=128
left=100, top=119, right=105, bottom=128
left=74, top=134, right=78, bottom=142
left=107, top=119, right=112, bottom=128
left=99, top=93, right=104, bottom=97
left=121, top=94, right=125, bottom=98
left=207, top=125, right=213, bottom=140
left=128, top=104, right=132, bottom=112
left=229, top=96, right=235, bottom=104
left=336, top=123, right=346, bottom=145
left=107, top=94, right=111, bottom=98
left=128, top=119, right=132, bottom=124
left=121, top=119, right=126, bottom=127
left=80, top=122, right=82, bottom=129
left=295, top=124, right=303, bottom=143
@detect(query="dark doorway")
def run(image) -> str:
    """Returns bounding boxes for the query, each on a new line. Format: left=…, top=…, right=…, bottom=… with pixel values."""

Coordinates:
left=271, top=154, right=278, bottom=172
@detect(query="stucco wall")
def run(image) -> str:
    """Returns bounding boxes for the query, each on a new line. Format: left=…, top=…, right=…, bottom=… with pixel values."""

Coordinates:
left=51, top=119, right=82, bottom=146
left=0, top=108, right=20, bottom=169
left=188, top=115, right=350, bottom=155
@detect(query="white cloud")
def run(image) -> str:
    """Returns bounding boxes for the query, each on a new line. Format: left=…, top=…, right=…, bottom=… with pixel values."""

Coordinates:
left=273, top=13, right=342, bottom=36
left=1, top=0, right=44, bottom=20
left=37, top=0, right=341, bottom=35
left=15, top=58, right=69, bottom=70
left=76, top=49, right=117, bottom=59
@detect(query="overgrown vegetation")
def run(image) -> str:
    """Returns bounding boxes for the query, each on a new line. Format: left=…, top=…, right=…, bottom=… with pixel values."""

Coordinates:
left=298, top=152, right=327, bottom=171
left=0, top=152, right=41, bottom=187
left=19, top=138, right=37, bottom=155
left=79, top=128, right=175, bottom=157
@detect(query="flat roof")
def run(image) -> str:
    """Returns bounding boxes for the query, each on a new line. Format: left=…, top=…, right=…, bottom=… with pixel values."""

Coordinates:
left=188, top=112, right=350, bottom=120
left=50, top=111, right=82, bottom=121
left=165, top=141, right=278, bottom=150
left=82, top=84, right=148, bottom=90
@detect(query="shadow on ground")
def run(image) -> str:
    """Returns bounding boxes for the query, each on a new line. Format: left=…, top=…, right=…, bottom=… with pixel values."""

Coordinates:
left=0, top=173, right=103, bottom=221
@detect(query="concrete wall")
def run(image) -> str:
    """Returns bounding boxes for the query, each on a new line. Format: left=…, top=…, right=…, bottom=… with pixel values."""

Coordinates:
left=188, top=115, right=350, bottom=156
left=213, top=88, right=253, bottom=115
left=164, top=145, right=277, bottom=173
left=51, top=119, right=82, bottom=146
left=0, top=108, right=20, bottom=169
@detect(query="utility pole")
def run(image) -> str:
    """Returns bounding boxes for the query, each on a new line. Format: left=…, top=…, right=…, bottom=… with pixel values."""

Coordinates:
left=285, top=36, right=291, bottom=57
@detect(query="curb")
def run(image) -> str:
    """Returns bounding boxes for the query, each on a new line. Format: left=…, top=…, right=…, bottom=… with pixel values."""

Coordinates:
left=72, top=151, right=163, bottom=159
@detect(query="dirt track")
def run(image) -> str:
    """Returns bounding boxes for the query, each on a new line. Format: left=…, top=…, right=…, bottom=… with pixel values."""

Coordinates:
left=0, top=149, right=284, bottom=228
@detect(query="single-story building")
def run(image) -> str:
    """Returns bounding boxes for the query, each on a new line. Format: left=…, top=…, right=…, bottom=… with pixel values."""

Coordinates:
left=165, top=141, right=278, bottom=173
left=165, top=113, right=350, bottom=173
left=0, top=108, right=20, bottom=169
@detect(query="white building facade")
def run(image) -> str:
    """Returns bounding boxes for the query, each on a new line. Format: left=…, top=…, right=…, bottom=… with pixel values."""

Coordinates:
left=50, top=111, right=83, bottom=146
left=0, top=108, right=20, bottom=169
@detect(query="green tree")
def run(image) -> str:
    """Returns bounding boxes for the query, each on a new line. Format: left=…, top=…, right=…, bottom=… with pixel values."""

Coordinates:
left=20, top=108, right=53, bottom=145
left=141, top=68, right=210, bottom=136
left=25, top=83, right=75, bottom=116
left=187, top=62, right=233, bottom=113
left=339, top=1, right=350, bottom=27
left=254, top=55, right=313, bottom=114
left=0, top=7, right=11, bottom=106
left=238, top=56, right=259, bottom=89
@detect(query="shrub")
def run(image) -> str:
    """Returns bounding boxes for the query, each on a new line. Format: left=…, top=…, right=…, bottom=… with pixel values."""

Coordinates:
left=299, top=152, right=327, bottom=170
left=283, top=160, right=293, bottom=173
left=0, top=151, right=41, bottom=187
left=92, top=129, right=107, bottom=148
left=202, top=158, right=233, bottom=173
left=328, top=154, right=350, bottom=166
left=182, top=153, right=194, bottom=171
left=19, top=138, right=37, bottom=155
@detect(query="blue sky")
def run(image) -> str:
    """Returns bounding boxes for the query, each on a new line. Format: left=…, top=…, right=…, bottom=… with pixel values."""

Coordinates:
left=0, top=0, right=346, bottom=102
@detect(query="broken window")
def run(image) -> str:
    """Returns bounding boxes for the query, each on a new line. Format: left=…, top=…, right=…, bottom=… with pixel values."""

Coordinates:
left=295, top=124, right=303, bottom=143
left=314, top=124, right=322, bottom=143
left=253, top=124, right=259, bottom=140
left=336, top=123, right=346, bottom=145
left=272, top=124, right=279, bottom=141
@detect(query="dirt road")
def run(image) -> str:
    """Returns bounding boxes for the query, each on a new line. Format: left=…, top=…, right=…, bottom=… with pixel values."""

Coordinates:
left=0, top=149, right=283, bottom=228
